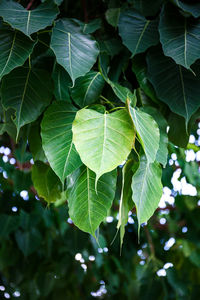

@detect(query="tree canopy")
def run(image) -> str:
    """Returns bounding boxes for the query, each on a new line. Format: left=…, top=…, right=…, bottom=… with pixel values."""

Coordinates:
left=0, top=0, right=200, bottom=298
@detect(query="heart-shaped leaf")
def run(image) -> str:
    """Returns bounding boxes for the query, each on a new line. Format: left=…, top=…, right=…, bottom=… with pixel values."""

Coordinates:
left=67, top=166, right=117, bottom=236
left=72, top=108, right=135, bottom=183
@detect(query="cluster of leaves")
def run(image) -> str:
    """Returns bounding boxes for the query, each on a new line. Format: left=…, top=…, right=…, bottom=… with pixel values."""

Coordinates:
left=0, top=0, right=200, bottom=245
left=1, top=138, right=200, bottom=299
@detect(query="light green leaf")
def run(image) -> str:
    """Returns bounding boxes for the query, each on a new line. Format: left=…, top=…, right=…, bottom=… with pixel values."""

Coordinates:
left=1, top=67, right=53, bottom=138
left=118, top=9, right=159, bottom=56
left=72, top=108, right=135, bottom=183
left=0, top=27, right=35, bottom=80
left=128, top=104, right=160, bottom=163
left=0, top=0, right=59, bottom=36
left=32, top=161, right=62, bottom=203
left=141, top=107, right=168, bottom=167
left=71, top=71, right=104, bottom=107
left=41, top=101, right=82, bottom=183
left=117, top=159, right=136, bottom=248
left=52, top=63, right=71, bottom=102
left=67, top=166, right=117, bottom=236
left=132, top=156, right=163, bottom=229
left=50, top=19, right=99, bottom=85
left=172, top=0, right=200, bottom=18
left=147, top=48, right=200, bottom=124
left=159, top=4, right=200, bottom=69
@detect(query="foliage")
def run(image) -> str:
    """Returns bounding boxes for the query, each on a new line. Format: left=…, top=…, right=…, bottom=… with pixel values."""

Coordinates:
left=0, top=0, right=200, bottom=249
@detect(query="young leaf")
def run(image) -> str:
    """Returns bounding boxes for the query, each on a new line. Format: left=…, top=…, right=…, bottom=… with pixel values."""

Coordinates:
left=32, top=161, right=62, bottom=203
left=0, top=27, right=35, bottom=80
left=133, top=0, right=164, bottom=17
left=50, top=19, right=99, bottom=85
left=118, top=9, right=159, bottom=56
left=71, top=71, right=104, bottom=107
left=1, top=67, right=53, bottom=138
left=147, top=48, right=200, bottom=124
left=117, top=159, right=136, bottom=248
left=0, top=0, right=59, bottom=36
left=131, top=156, right=163, bottom=231
left=72, top=108, right=135, bottom=183
left=67, top=166, right=117, bottom=236
left=128, top=104, right=160, bottom=163
left=159, top=4, right=200, bottom=69
left=41, top=101, right=82, bottom=184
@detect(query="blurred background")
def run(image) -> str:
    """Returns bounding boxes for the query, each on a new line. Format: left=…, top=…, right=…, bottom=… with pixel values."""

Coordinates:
left=0, top=120, right=200, bottom=299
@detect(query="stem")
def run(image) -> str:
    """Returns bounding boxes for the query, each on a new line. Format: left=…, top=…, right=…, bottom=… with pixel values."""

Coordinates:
left=144, top=225, right=155, bottom=258
left=80, top=0, right=88, bottom=23
left=109, top=106, right=124, bottom=113
left=26, top=0, right=34, bottom=10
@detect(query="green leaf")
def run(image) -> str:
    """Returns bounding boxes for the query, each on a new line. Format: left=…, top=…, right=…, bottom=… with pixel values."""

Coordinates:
left=159, top=4, right=200, bottom=69
left=0, top=214, right=19, bottom=237
left=141, top=107, right=168, bottom=167
left=134, top=0, right=164, bottom=16
left=15, top=228, right=42, bottom=257
left=132, top=54, right=158, bottom=103
left=29, top=122, right=46, bottom=162
left=41, top=101, right=82, bottom=183
left=1, top=67, right=53, bottom=138
left=106, top=8, right=121, bottom=27
left=128, top=104, right=160, bottom=163
left=71, top=71, right=104, bottom=107
left=0, top=27, right=35, bottom=80
left=118, top=9, right=159, bottom=56
left=72, top=108, right=134, bottom=183
left=67, top=166, right=117, bottom=236
left=50, top=19, right=99, bottom=85
left=117, top=159, right=135, bottom=248
left=147, top=48, right=200, bottom=124
left=172, top=0, right=200, bottom=18
left=80, top=19, right=102, bottom=34
left=52, top=63, right=71, bottom=102
left=32, top=161, right=62, bottom=203
left=168, top=112, right=189, bottom=148
left=0, top=0, right=59, bottom=36
left=131, top=156, right=163, bottom=229
left=109, top=81, right=134, bottom=104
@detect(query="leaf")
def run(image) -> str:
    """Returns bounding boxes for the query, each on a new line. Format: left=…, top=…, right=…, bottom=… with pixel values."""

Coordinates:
left=50, top=19, right=99, bottom=85
left=118, top=9, right=159, bottom=56
left=106, top=8, right=121, bottom=27
left=0, top=214, right=19, bottom=237
left=131, top=156, right=163, bottom=230
left=52, top=63, right=71, bottom=102
left=72, top=108, right=135, bottom=183
left=15, top=228, right=42, bottom=257
left=147, top=48, right=200, bottom=124
left=133, top=0, right=164, bottom=16
left=172, top=0, right=200, bottom=18
left=81, top=19, right=102, bottom=34
left=117, top=159, right=135, bottom=248
left=132, top=54, right=158, bottom=103
left=67, top=166, right=117, bottom=236
left=29, top=122, right=46, bottom=162
left=128, top=104, right=160, bottom=163
left=0, top=27, right=35, bottom=80
left=0, top=0, right=59, bottom=36
left=32, top=161, right=62, bottom=203
left=168, top=112, right=189, bottom=148
left=141, top=107, right=168, bottom=167
left=159, top=4, right=200, bottom=69
left=71, top=71, right=104, bottom=107
left=41, top=101, right=82, bottom=183
left=1, top=67, right=53, bottom=138
left=109, top=81, right=135, bottom=104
